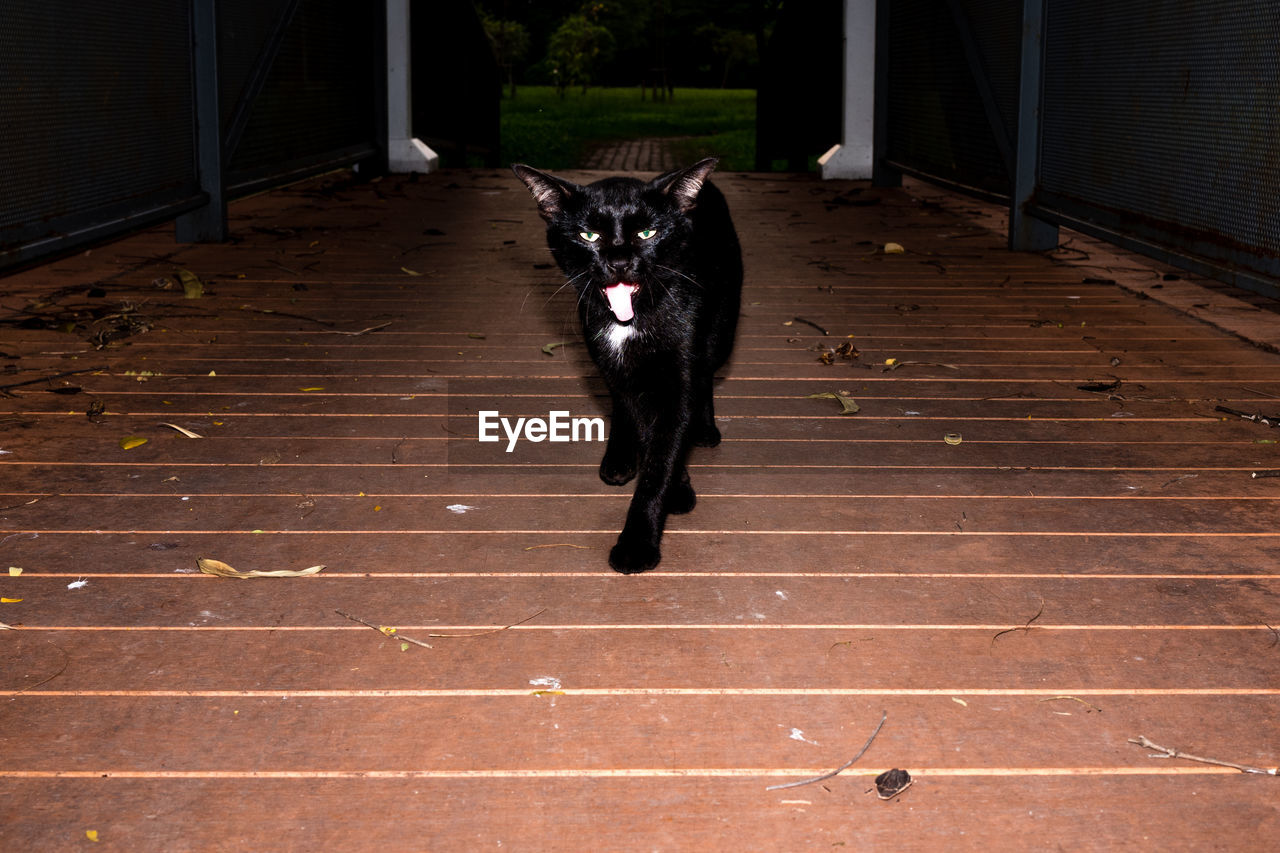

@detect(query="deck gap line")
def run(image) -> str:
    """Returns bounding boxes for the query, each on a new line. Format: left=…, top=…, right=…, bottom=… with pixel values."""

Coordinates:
left=10, top=493, right=1279, bottom=502
left=5, top=687, right=1277, bottom=698
left=14, top=625, right=1276, bottom=633
left=0, top=767, right=1242, bottom=779
left=4, top=464, right=1268, bottom=472
left=5, top=530, right=1278, bottom=538
left=16, top=572, right=1277, bottom=581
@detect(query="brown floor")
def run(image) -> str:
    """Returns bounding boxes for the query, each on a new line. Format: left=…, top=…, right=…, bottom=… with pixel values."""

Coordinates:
left=1, top=169, right=1278, bottom=849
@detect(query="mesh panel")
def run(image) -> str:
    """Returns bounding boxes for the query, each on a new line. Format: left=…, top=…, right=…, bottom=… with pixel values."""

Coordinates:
left=0, top=0, right=198, bottom=247
left=884, top=0, right=1012, bottom=195
left=1041, top=0, right=1280, bottom=270
left=225, top=0, right=378, bottom=187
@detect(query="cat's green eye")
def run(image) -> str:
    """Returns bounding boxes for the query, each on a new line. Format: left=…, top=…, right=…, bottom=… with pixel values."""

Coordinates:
left=637, top=228, right=657, bottom=240
left=580, top=231, right=600, bottom=243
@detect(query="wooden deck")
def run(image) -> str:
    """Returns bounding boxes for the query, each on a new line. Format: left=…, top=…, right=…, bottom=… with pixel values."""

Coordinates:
left=1, top=169, right=1278, bottom=849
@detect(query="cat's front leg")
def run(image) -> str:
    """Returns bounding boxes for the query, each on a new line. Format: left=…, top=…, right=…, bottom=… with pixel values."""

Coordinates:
left=608, top=400, right=692, bottom=574
left=599, top=393, right=638, bottom=485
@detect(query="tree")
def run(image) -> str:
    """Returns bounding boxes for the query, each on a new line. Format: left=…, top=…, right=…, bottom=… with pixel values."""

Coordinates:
left=546, top=13, right=615, bottom=96
left=481, top=14, right=530, bottom=98
left=695, top=24, right=758, bottom=88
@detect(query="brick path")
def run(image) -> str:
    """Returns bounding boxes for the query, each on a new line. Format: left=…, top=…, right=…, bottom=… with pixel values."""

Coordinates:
left=580, top=136, right=681, bottom=172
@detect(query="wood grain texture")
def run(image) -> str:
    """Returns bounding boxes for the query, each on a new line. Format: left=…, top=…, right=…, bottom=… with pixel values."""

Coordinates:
left=1, top=169, right=1278, bottom=849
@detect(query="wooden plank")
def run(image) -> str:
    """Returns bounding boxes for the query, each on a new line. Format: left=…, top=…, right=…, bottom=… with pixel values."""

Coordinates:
left=1, top=776, right=1274, bottom=849
left=3, top=575, right=1278, bottom=628
left=4, top=628, right=1277, bottom=692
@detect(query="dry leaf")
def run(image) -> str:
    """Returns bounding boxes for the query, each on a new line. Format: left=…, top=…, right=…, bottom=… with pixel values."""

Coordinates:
left=159, top=423, right=203, bottom=439
left=177, top=268, right=204, bottom=299
left=883, top=242, right=905, bottom=254
left=806, top=391, right=860, bottom=415
left=541, top=340, right=575, bottom=356
left=119, top=435, right=148, bottom=450
left=8, top=567, right=22, bottom=576
left=197, top=558, right=324, bottom=579
left=874, top=768, right=913, bottom=799
left=944, top=433, right=963, bottom=446
left=401, top=267, right=423, bottom=276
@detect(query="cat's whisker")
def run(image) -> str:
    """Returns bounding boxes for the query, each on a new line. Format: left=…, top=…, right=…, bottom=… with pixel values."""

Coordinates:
left=656, top=264, right=705, bottom=290
left=544, top=271, right=588, bottom=307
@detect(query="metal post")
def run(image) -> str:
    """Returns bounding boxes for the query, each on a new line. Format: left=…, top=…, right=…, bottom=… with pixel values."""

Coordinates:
left=385, top=0, right=438, bottom=173
left=818, top=0, right=877, bottom=180
left=175, top=0, right=225, bottom=243
left=1009, top=0, right=1057, bottom=251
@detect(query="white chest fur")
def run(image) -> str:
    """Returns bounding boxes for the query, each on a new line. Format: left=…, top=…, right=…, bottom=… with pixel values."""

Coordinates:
left=601, top=322, right=637, bottom=357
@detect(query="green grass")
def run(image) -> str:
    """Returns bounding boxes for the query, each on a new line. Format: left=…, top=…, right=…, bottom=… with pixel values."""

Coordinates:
left=500, top=87, right=756, bottom=172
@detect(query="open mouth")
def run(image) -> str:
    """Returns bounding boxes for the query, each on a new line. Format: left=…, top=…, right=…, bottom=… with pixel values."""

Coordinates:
left=602, top=282, right=639, bottom=322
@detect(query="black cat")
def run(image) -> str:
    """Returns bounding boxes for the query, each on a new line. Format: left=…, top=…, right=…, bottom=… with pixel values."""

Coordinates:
left=513, top=158, right=743, bottom=573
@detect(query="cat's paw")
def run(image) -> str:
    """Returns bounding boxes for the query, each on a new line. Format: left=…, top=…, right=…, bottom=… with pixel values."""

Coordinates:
left=691, top=423, right=721, bottom=447
left=666, top=479, right=696, bottom=514
left=609, top=535, right=661, bottom=574
left=599, top=454, right=636, bottom=486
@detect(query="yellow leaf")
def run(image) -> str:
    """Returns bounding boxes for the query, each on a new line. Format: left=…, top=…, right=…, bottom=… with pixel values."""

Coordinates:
left=400, top=642, right=410, bottom=652
left=884, top=358, right=897, bottom=366
left=119, top=436, right=148, bottom=450
left=208, top=370, right=216, bottom=376
left=86, top=830, right=100, bottom=842
left=883, top=242, right=905, bottom=254
left=944, top=433, right=963, bottom=446
left=401, top=267, right=422, bottom=276
left=176, top=268, right=204, bottom=299
left=8, top=567, right=21, bottom=576
left=1, top=598, right=22, bottom=604
left=299, top=387, right=324, bottom=392
left=196, top=558, right=325, bottom=579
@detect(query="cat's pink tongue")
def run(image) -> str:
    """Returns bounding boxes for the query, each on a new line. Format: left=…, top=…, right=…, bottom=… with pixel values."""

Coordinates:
left=603, top=283, right=638, bottom=322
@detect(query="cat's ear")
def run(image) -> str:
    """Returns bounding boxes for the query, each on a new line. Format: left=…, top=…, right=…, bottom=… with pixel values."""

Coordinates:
left=512, top=164, right=579, bottom=221
left=653, top=157, right=719, bottom=212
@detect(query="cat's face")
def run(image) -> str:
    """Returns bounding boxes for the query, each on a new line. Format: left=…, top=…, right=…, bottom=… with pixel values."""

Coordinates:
left=513, top=159, right=718, bottom=323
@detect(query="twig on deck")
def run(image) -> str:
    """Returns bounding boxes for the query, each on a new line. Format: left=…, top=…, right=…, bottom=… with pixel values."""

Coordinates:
left=237, top=305, right=335, bottom=327
left=1216, top=405, right=1280, bottom=428
left=335, top=609, right=433, bottom=649
left=792, top=316, right=829, bottom=336
left=427, top=607, right=547, bottom=638
left=765, top=711, right=888, bottom=791
left=992, top=595, right=1045, bottom=644
left=9, top=640, right=71, bottom=696
left=0, top=366, right=109, bottom=396
left=1128, top=735, right=1277, bottom=776
left=1038, top=695, right=1103, bottom=713
left=322, top=321, right=393, bottom=336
